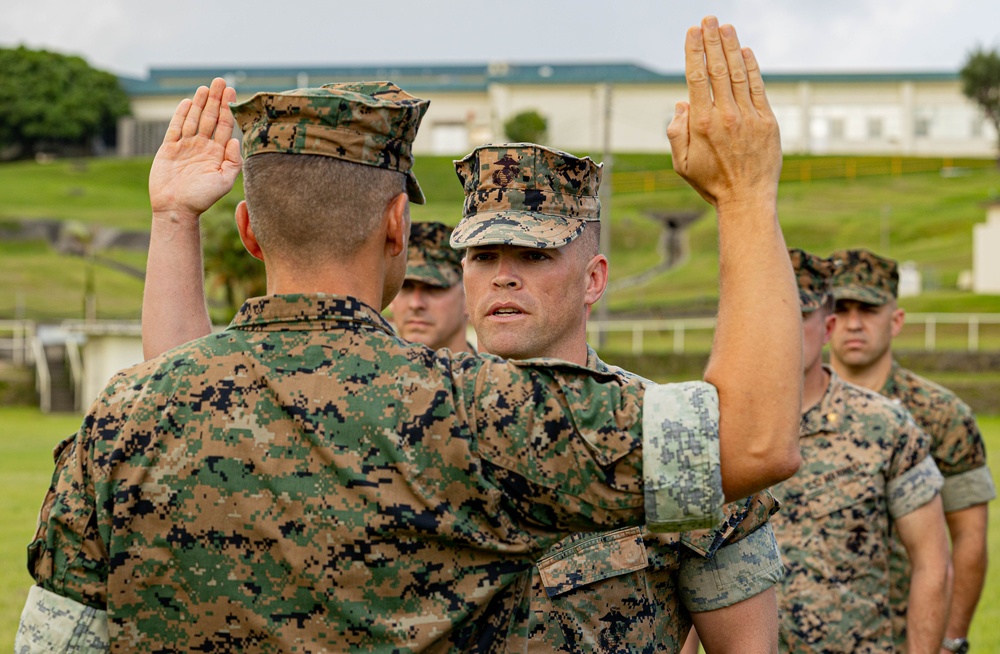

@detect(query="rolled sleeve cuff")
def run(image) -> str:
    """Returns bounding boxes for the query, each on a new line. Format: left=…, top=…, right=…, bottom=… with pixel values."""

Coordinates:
left=16, top=585, right=109, bottom=653
left=679, top=523, right=784, bottom=612
left=941, top=465, right=997, bottom=513
left=643, top=382, right=723, bottom=532
left=887, top=455, right=944, bottom=520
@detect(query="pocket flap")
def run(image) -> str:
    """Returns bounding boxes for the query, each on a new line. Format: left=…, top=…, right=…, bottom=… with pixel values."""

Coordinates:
left=537, top=527, right=647, bottom=597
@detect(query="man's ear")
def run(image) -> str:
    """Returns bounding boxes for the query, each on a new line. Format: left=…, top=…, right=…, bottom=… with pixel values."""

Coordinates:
left=584, top=254, right=609, bottom=306
left=384, top=192, right=409, bottom=258
left=890, top=306, right=906, bottom=338
left=235, top=201, right=264, bottom=261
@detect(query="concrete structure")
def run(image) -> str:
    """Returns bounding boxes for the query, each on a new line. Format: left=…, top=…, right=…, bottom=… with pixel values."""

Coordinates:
left=973, top=201, right=1000, bottom=294
left=64, top=322, right=144, bottom=411
left=117, top=64, right=998, bottom=159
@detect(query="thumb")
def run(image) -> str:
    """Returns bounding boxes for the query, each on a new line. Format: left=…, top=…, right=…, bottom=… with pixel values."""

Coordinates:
left=667, top=102, right=690, bottom=170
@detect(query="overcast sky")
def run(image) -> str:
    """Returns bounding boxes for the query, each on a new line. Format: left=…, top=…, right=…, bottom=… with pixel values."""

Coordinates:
left=2, top=0, right=999, bottom=79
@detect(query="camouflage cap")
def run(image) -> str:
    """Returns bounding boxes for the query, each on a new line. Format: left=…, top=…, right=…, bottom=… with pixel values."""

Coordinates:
left=230, top=81, right=430, bottom=204
left=829, top=248, right=899, bottom=305
left=405, top=222, right=462, bottom=288
left=789, top=248, right=834, bottom=313
left=449, top=143, right=603, bottom=249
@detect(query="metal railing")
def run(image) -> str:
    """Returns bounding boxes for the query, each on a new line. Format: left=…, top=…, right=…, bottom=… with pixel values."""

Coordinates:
left=587, top=313, right=1000, bottom=354
left=0, top=319, right=36, bottom=366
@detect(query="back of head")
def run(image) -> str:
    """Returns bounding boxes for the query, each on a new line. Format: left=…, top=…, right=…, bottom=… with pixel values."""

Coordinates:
left=828, top=248, right=899, bottom=306
left=231, top=82, right=430, bottom=263
left=448, top=143, right=603, bottom=253
left=789, top=248, right=834, bottom=314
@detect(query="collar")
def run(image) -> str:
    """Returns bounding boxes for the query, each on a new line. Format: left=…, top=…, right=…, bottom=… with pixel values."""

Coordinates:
left=879, top=359, right=904, bottom=397
left=585, top=345, right=610, bottom=373
left=800, top=366, right=845, bottom=436
left=228, top=294, right=396, bottom=335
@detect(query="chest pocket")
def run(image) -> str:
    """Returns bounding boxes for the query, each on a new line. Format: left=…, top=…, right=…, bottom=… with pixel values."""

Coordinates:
left=805, top=465, right=879, bottom=520
left=537, top=526, right=648, bottom=597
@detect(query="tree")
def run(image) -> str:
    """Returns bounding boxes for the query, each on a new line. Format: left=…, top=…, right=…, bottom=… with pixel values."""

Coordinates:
left=0, top=46, right=130, bottom=160
left=960, top=45, right=1000, bottom=165
left=504, top=110, right=548, bottom=144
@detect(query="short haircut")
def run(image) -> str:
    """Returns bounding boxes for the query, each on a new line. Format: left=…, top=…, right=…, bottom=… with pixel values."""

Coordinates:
left=575, top=221, right=601, bottom=260
left=242, top=153, right=406, bottom=263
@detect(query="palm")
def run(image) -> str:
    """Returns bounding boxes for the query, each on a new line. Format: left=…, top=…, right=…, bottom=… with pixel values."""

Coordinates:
left=148, top=79, right=243, bottom=217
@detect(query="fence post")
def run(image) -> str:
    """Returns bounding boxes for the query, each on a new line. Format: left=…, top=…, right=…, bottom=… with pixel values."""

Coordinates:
left=673, top=323, right=685, bottom=354
left=924, top=316, right=936, bottom=351
left=968, top=316, right=979, bottom=352
left=632, top=324, right=642, bottom=355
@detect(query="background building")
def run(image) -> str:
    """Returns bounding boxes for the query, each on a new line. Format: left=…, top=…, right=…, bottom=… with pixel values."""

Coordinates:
left=117, top=63, right=998, bottom=158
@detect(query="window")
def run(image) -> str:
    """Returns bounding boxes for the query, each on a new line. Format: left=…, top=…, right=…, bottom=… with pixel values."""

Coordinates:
left=868, top=118, right=883, bottom=139
left=829, top=118, right=845, bottom=140
left=914, top=117, right=931, bottom=137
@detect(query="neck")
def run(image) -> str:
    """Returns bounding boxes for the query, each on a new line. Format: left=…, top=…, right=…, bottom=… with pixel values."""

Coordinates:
left=265, top=258, right=390, bottom=310
left=831, top=350, right=893, bottom=392
left=445, top=325, right=473, bottom=353
left=802, top=362, right=830, bottom=413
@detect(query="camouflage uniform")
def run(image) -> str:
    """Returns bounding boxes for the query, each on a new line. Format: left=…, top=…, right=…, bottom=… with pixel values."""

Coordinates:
left=451, top=144, right=785, bottom=653
left=18, top=85, right=728, bottom=653
left=830, top=248, right=997, bottom=648
left=771, top=250, right=945, bottom=652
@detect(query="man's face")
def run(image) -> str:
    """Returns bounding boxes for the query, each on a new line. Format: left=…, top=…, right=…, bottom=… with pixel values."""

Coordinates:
left=461, top=241, right=605, bottom=362
left=829, top=298, right=903, bottom=369
left=389, top=280, right=467, bottom=350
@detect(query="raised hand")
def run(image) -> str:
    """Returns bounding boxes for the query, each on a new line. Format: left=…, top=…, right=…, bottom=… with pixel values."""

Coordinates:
left=667, top=16, right=781, bottom=211
left=149, top=77, right=243, bottom=219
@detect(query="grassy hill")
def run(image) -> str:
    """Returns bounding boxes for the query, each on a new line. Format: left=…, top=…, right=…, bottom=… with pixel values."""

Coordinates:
left=1, top=154, right=999, bottom=321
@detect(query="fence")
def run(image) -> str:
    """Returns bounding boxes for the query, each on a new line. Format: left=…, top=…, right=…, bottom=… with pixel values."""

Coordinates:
left=0, top=320, right=35, bottom=367
left=611, top=157, right=997, bottom=195
left=588, top=313, right=1000, bottom=355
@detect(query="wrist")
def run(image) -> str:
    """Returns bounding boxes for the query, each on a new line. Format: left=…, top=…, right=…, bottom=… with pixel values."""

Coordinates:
left=151, top=209, right=203, bottom=227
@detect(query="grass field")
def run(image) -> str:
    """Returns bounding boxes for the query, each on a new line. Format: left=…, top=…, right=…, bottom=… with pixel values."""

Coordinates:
left=1, top=407, right=998, bottom=647
left=2, top=155, right=1000, bottom=321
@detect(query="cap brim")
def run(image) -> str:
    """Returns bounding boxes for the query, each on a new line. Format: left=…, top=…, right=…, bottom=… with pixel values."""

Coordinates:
left=449, top=211, right=588, bottom=249
left=831, top=286, right=890, bottom=306
left=406, top=172, right=425, bottom=205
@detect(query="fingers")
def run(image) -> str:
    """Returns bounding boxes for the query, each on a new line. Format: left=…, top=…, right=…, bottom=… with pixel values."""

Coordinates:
left=720, top=23, right=752, bottom=112
left=701, top=16, right=736, bottom=111
left=684, top=26, right=711, bottom=111
left=181, top=85, right=210, bottom=138
left=163, top=99, right=193, bottom=144
left=743, top=48, right=773, bottom=117
left=196, top=78, right=227, bottom=139
left=666, top=102, right=690, bottom=169
left=213, top=85, right=238, bottom=147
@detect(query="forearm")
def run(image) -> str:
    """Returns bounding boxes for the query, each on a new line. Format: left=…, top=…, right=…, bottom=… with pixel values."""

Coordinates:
left=905, top=561, right=952, bottom=654
left=705, top=203, right=802, bottom=500
left=689, top=587, right=778, bottom=654
left=142, top=211, right=212, bottom=359
left=945, top=507, right=989, bottom=638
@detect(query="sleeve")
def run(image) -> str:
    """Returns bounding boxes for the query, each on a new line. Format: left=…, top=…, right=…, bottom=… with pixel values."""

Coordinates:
left=680, top=490, right=779, bottom=558
left=886, top=413, right=944, bottom=520
left=465, top=357, right=724, bottom=534
left=26, top=423, right=109, bottom=610
left=678, top=522, right=784, bottom=613
left=931, top=399, right=995, bottom=511
left=15, top=585, right=109, bottom=653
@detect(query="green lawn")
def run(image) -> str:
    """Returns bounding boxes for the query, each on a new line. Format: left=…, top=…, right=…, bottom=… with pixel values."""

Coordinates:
left=2, top=155, right=1000, bottom=321
left=1, top=407, right=998, bottom=647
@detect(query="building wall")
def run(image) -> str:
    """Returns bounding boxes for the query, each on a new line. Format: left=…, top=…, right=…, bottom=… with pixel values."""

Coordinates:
left=118, top=76, right=997, bottom=158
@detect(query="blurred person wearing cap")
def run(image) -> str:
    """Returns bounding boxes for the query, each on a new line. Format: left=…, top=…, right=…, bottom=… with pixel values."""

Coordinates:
left=828, top=249, right=995, bottom=654
left=452, top=142, right=784, bottom=654
left=764, top=249, right=950, bottom=653
left=388, top=221, right=473, bottom=353
left=41, top=16, right=805, bottom=652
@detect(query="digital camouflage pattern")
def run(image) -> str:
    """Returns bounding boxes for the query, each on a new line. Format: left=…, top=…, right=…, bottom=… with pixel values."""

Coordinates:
left=22, top=294, right=727, bottom=653
left=828, top=248, right=899, bottom=306
left=880, top=360, right=996, bottom=649
left=788, top=248, right=833, bottom=313
left=16, top=586, right=108, bottom=654
left=514, top=349, right=783, bottom=653
left=231, top=81, right=430, bottom=203
left=450, top=144, right=603, bottom=250
left=405, top=222, right=463, bottom=288
left=770, top=370, right=942, bottom=653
